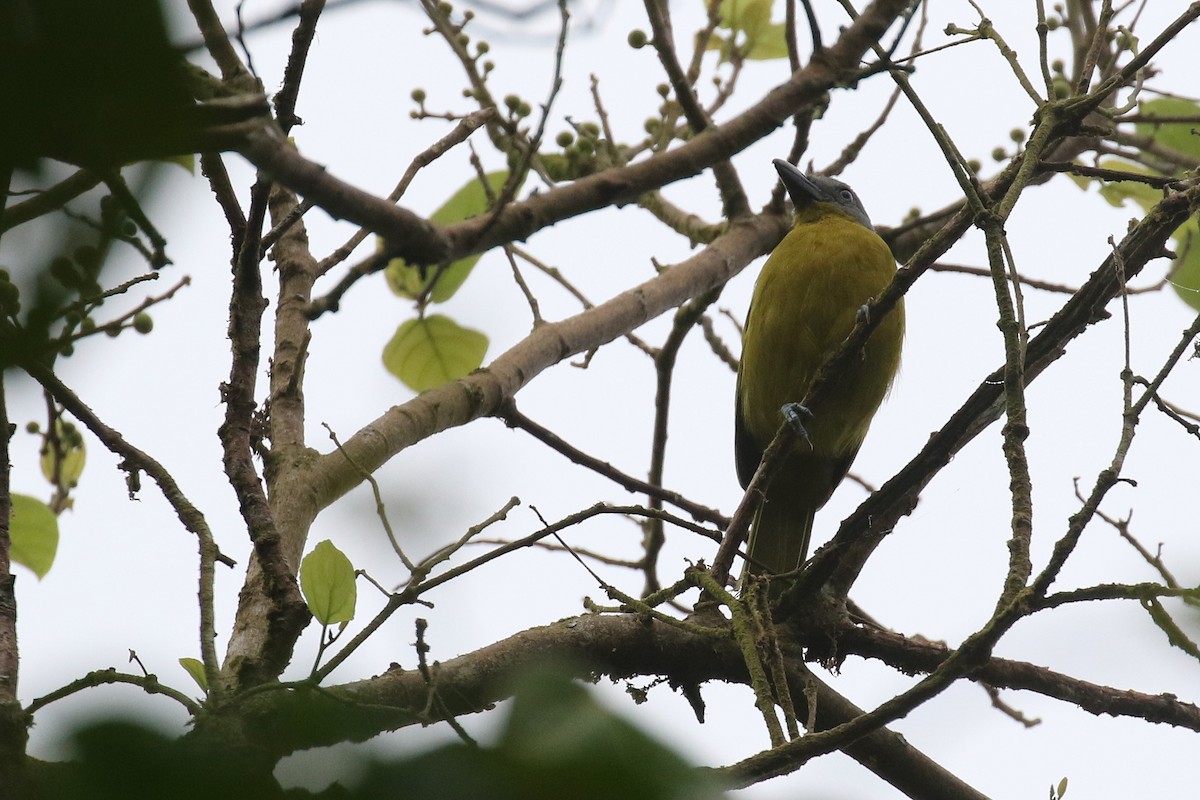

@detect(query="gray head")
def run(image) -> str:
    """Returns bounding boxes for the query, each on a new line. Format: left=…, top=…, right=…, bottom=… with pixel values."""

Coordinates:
left=773, top=158, right=874, bottom=230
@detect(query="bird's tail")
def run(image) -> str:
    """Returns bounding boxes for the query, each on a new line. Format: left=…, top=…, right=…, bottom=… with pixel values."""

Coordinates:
left=743, top=487, right=816, bottom=580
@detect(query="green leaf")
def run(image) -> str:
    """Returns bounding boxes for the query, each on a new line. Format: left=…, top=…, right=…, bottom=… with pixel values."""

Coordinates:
left=1057, top=776, right=1069, bottom=799
left=383, top=171, right=512, bottom=304
left=382, top=314, right=488, bottom=392
left=717, top=0, right=762, bottom=31
left=1065, top=169, right=1092, bottom=192
left=1080, top=160, right=1200, bottom=312
left=1135, top=98, right=1200, bottom=165
left=179, top=657, right=209, bottom=693
left=1092, top=159, right=1162, bottom=212
left=498, top=667, right=726, bottom=800
left=40, top=420, right=86, bottom=490
left=745, top=22, right=788, bottom=60
left=713, top=0, right=787, bottom=60
left=300, top=540, right=357, bottom=625
left=734, top=0, right=771, bottom=38
left=1169, top=219, right=1200, bottom=311
left=9, top=494, right=59, bottom=578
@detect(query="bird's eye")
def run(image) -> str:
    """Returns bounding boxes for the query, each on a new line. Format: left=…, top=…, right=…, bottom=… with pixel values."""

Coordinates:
left=840, top=190, right=854, bottom=203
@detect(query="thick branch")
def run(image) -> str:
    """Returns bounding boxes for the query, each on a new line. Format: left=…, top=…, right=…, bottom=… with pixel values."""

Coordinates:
left=236, top=0, right=912, bottom=270
left=224, top=607, right=1199, bottom=794
left=0, top=374, right=27, bottom=790
left=266, top=186, right=316, bottom=456
left=225, top=612, right=992, bottom=800
left=217, top=185, right=324, bottom=696
left=309, top=213, right=790, bottom=512
left=211, top=0, right=913, bottom=693
left=218, top=181, right=310, bottom=690
left=840, top=625, right=1200, bottom=730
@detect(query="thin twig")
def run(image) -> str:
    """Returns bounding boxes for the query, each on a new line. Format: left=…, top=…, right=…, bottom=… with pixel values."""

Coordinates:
left=273, top=0, right=326, bottom=132
left=11, top=356, right=233, bottom=696
left=643, top=0, right=750, bottom=218
left=1, top=169, right=104, bottom=232
left=507, top=245, right=658, bottom=356
left=324, top=424, right=413, bottom=570
left=24, top=668, right=201, bottom=717
left=983, top=683, right=1041, bottom=727
left=316, top=108, right=496, bottom=278
left=644, top=287, right=723, bottom=594
left=218, top=176, right=311, bottom=687
left=494, top=400, right=728, bottom=528
left=504, top=246, right=543, bottom=326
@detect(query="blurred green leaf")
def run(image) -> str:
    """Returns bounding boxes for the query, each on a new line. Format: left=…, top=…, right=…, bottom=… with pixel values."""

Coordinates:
left=729, top=0, right=770, bottom=35
left=497, top=668, right=726, bottom=800
left=36, top=719, right=282, bottom=800
left=1135, top=98, right=1200, bottom=165
left=717, top=0, right=764, bottom=31
left=714, top=0, right=787, bottom=60
left=300, top=540, right=357, bottom=625
left=745, top=22, right=789, bottom=60
left=178, top=658, right=208, bottom=693
left=357, top=666, right=727, bottom=800
left=382, top=314, right=488, bottom=392
left=0, top=0, right=264, bottom=168
left=384, top=171, right=511, bottom=304
left=36, top=673, right=726, bottom=799
left=10, top=493, right=59, bottom=578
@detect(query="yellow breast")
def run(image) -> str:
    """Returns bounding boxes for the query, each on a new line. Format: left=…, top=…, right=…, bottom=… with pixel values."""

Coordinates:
left=738, top=208, right=904, bottom=459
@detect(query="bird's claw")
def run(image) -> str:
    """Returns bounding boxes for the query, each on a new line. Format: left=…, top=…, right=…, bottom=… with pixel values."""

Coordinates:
left=856, top=303, right=871, bottom=325
left=780, top=402, right=813, bottom=447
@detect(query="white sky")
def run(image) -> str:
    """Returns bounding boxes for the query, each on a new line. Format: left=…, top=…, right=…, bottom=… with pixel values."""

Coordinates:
left=5, top=1, right=1199, bottom=797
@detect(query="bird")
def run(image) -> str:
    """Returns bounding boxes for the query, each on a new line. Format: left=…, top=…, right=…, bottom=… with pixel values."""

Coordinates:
left=735, top=158, right=904, bottom=584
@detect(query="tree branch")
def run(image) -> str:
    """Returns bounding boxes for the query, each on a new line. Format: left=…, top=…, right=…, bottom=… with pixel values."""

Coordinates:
left=308, top=212, right=790, bottom=515
left=218, top=180, right=310, bottom=690
left=234, top=0, right=913, bottom=293
left=224, top=612, right=996, bottom=799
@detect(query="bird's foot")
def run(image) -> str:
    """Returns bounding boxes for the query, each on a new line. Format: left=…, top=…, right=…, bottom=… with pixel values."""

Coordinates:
left=780, top=402, right=813, bottom=447
left=856, top=302, right=871, bottom=325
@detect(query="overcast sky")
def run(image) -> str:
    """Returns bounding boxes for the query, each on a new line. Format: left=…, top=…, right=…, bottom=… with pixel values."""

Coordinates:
left=5, top=1, right=1199, bottom=797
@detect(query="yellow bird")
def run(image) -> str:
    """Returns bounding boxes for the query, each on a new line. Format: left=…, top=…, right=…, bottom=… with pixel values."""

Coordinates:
left=735, top=159, right=904, bottom=580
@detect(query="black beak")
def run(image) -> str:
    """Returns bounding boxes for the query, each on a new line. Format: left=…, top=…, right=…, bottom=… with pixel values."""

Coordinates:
left=773, top=158, right=824, bottom=208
